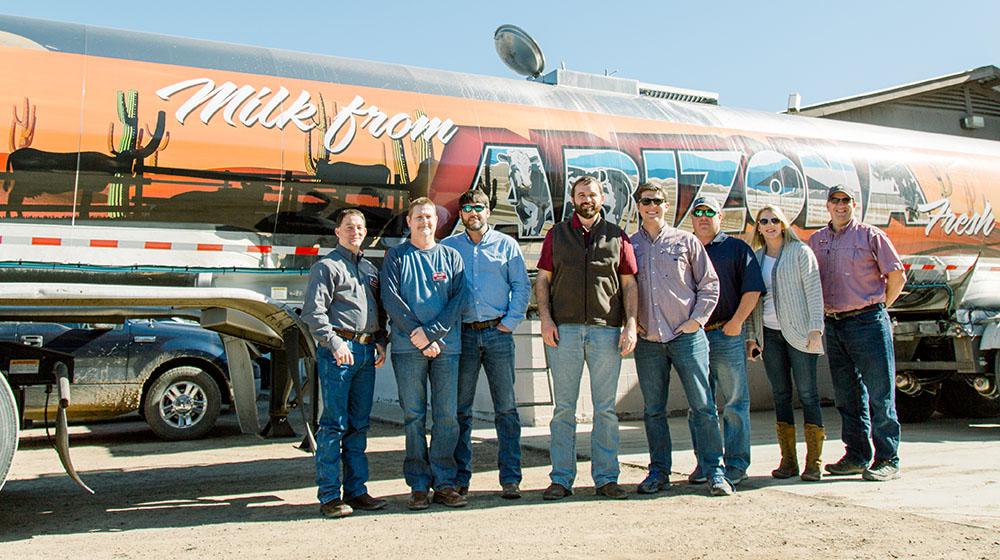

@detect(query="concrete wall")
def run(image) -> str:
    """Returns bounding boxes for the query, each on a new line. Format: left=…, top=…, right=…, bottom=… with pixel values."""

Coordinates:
left=372, top=320, right=836, bottom=426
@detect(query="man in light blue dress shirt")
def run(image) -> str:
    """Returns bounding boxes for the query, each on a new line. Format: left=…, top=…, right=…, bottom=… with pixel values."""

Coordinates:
left=442, top=189, right=531, bottom=500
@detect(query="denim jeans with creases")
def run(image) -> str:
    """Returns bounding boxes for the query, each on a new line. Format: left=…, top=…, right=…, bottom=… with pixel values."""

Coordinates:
left=455, top=325, right=522, bottom=487
left=762, top=327, right=823, bottom=427
left=824, top=307, right=900, bottom=466
left=690, top=329, right=751, bottom=480
left=633, top=332, right=724, bottom=483
left=315, top=342, right=376, bottom=504
left=544, top=324, right=622, bottom=488
left=392, top=351, right=461, bottom=492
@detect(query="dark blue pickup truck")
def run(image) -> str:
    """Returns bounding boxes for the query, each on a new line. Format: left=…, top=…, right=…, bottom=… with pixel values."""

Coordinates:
left=0, top=319, right=231, bottom=440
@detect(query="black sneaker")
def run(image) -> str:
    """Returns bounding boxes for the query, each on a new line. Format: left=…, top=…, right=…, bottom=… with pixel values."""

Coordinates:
left=637, top=474, right=669, bottom=494
left=862, top=461, right=900, bottom=482
left=687, top=468, right=708, bottom=484
left=824, top=456, right=866, bottom=476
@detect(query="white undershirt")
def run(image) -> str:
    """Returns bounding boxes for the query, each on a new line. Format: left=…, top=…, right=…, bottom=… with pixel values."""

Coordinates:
left=761, top=255, right=780, bottom=330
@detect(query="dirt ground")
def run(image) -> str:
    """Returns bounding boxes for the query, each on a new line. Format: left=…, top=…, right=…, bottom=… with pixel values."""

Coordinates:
left=1, top=413, right=998, bottom=560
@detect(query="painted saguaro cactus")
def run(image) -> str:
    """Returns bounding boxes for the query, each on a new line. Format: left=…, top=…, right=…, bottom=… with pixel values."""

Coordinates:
left=139, top=122, right=170, bottom=166
left=9, top=96, right=36, bottom=152
left=305, top=94, right=332, bottom=174
left=105, top=89, right=168, bottom=217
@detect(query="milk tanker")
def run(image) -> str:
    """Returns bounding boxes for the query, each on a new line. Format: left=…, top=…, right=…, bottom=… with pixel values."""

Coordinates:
left=1, top=14, right=999, bottom=458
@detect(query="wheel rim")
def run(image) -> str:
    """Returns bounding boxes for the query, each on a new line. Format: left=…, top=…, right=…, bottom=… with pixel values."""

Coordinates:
left=158, top=380, right=208, bottom=429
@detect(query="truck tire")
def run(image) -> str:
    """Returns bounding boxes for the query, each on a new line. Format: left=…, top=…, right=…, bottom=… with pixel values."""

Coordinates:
left=1, top=374, right=19, bottom=492
left=936, top=377, right=1000, bottom=419
left=143, top=366, right=221, bottom=441
left=894, top=387, right=939, bottom=423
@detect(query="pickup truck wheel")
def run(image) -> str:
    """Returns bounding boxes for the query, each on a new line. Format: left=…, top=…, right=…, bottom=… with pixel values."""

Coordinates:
left=894, top=386, right=939, bottom=423
left=143, top=366, right=221, bottom=441
left=1, top=374, right=19, bottom=492
left=937, top=377, right=1000, bottom=419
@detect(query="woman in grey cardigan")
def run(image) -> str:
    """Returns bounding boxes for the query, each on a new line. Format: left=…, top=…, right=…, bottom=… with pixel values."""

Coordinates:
left=746, top=205, right=826, bottom=481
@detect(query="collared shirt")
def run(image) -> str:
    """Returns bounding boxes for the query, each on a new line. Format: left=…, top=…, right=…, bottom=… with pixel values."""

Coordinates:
left=807, top=219, right=903, bottom=313
left=381, top=240, right=466, bottom=354
left=537, top=213, right=638, bottom=274
left=704, top=232, right=766, bottom=325
left=631, top=225, right=719, bottom=343
left=301, top=244, right=385, bottom=353
left=441, top=226, right=531, bottom=332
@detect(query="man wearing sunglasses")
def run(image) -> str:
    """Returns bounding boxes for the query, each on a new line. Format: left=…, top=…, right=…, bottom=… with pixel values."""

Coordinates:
left=629, top=184, right=729, bottom=496
left=442, top=189, right=530, bottom=500
left=690, top=196, right=765, bottom=493
left=808, top=185, right=904, bottom=482
left=536, top=175, right=638, bottom=501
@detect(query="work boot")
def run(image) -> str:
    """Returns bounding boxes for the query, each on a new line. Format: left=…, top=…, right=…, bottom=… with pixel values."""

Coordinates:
left=771, top=422, right=799, bottom=479
left=801, top=424, right=825, bottom=481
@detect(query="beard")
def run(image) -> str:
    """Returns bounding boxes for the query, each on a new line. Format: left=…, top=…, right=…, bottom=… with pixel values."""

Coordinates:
left=462, top=216, right=485, bottom=231
left=575, top=202, right=599, bottom=219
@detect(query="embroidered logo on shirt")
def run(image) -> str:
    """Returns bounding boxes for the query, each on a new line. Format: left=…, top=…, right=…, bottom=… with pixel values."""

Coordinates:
left=368, top=275, right=379, bottom=289
left=432, top=271, right=448, bottom=281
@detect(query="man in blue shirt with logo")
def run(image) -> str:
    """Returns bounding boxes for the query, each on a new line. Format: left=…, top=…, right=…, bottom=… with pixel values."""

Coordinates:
left=382, top=197, right=467, bottom=510
left=443, top=189, right=531, bottom=500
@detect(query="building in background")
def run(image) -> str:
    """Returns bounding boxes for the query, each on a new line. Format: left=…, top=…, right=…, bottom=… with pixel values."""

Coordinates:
left=789, top=65, right=1000, bottom=141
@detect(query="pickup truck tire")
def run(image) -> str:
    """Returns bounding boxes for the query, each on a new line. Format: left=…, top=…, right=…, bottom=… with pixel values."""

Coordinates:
left=1, top=373, right=19, bottom=492
left=143, top=366, right=221, bottom=441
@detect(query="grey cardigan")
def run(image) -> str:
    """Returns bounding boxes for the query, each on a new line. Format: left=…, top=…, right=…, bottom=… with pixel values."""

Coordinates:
left=747, top=240, right=825, bottom=355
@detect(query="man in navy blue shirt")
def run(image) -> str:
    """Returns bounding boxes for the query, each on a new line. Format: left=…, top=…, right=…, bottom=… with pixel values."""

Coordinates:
left=690, top=196, right=765, bottom=493
left=382, top=197, right=467, bottom=510
left=443, top=189, right=531, bottom=500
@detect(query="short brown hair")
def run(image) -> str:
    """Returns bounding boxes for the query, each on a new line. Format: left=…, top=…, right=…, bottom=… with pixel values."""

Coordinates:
left=570, top=175, right=602, bottom=197
left=635, top=182, right=668, bottom=201
left=336, top=208, right=366, bottom=227
left=408, top=196, right=436, bottom=216
left=458, top=189, right=490, bottom=207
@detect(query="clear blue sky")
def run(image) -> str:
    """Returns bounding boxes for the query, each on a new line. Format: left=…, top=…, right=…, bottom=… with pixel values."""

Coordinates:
left=3, top=1, right=997, bottom=112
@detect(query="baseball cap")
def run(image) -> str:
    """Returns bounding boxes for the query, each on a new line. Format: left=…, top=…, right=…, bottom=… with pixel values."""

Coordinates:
left=827, top=185, right=855, bottom=200
left=691, top=196, right=722, bottom=213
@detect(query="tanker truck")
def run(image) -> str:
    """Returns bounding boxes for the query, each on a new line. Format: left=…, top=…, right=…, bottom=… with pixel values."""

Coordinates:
left=2, top=14, right=999, bottom=488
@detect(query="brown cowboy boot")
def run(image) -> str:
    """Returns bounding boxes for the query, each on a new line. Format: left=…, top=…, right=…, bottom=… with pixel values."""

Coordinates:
left=771, top=422, right=799, bottom=479
left=801, top=424, right=825, bottom=481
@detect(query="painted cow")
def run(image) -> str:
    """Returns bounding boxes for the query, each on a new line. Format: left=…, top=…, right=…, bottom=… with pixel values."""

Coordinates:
left=498, top=149, right=553, bottom=237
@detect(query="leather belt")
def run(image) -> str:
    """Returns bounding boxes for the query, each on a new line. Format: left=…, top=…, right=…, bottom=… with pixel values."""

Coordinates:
left=825, top=303, right=884, bottom=321
left=463, top=317, right=502, bottom=330
left=703, top=321, right=726, bottom=332
left=334, top=328, right=375, bottom=344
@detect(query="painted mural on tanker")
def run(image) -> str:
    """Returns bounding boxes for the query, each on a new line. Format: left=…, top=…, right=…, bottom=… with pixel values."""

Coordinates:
left=2, top=45, right=1000, bottom=265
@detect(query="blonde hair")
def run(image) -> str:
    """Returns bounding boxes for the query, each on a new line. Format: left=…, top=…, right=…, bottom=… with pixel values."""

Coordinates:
left=751, top=205, right=801, bottom=249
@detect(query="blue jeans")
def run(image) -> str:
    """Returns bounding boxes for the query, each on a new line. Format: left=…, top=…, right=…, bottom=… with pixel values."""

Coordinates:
left=762, top=327, right=823, bottom=427
left=315, top=342, right=376, bottom=504
left=633, top=332, right=724, bottom=482
left=690, top=329, right=751, bottom=479
left=824, top=307, right=900, bottom=466
left=455, top=325, right=522, bottom=487
left=544, top=324, right=622, bottom=488
left=392, top=352, right=461, bottom=492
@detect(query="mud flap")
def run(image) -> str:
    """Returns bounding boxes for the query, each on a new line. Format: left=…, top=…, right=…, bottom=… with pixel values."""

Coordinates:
left=53, top=362, right=93, bottom=494
left=221, top=335, right=260, bottom=435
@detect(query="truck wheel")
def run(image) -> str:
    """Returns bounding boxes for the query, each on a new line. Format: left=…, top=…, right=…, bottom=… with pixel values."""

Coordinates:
left=143, top=366, right=221, bottom=441
left=1, top=374, right=19, bottom=492
left=894, top=387, right=939, bottom=423
left=936, top=377, right=1000, bottom=419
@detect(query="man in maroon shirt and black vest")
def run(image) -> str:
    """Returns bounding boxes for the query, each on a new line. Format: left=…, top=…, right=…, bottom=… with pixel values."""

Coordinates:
left=535, top=175, right=639, bottom=501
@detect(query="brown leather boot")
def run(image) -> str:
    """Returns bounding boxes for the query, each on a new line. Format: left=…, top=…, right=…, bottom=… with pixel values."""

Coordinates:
left=771, top=422, right=799, bottom=479
left=801, top=424, right=825, bottom=481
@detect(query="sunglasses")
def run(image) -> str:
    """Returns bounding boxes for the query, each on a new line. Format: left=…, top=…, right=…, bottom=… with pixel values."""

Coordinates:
left=758, top=217, right=782, bottom=225
left=828, top=196, right=852, bottom=205
left=461, top=204, right=486, bottom=213
left=692, top=208, right=717, bottom=218
left=639, top=197, right=665, bottom=206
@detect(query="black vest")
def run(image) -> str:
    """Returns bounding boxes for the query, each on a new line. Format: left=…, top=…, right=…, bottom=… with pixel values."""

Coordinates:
left=549, top=216, right=624, bottom=327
